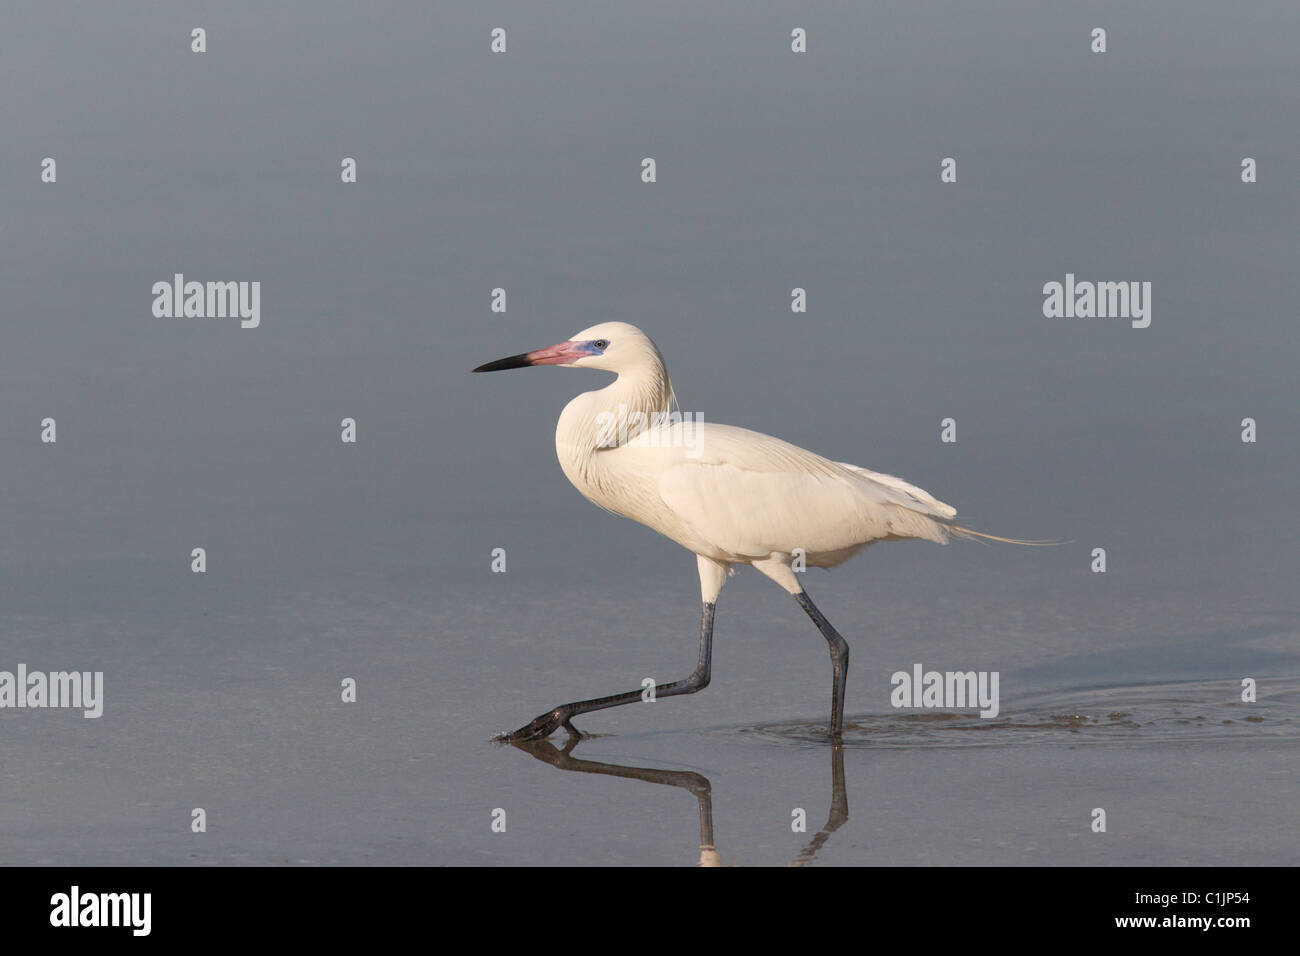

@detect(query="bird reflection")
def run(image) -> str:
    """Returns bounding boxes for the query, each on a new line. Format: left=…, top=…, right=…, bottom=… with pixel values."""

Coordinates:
left=789, top=742, right=848, bottom=867
left=506, top=737, right=848, bottom=866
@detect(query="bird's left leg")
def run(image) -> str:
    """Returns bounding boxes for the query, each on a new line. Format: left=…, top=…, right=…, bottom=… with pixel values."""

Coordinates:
left=504, top=600, right=715, bottom=741
left=504, top=556, right=729, bottom=741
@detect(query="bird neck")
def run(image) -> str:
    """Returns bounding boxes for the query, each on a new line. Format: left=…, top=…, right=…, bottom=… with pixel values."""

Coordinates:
left=556, top=365, right=677, bottom=465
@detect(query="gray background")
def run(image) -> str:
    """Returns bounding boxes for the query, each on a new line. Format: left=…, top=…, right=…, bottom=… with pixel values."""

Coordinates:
left=1, top=2, right=1296, bottom=864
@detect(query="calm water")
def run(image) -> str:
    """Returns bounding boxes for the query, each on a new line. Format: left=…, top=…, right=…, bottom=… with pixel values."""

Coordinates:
left=2, top=2, right=1297, bottom=865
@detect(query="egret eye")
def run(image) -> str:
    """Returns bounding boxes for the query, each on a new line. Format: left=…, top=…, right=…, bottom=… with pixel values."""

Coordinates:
left=593, top=339, right=610, bottom=350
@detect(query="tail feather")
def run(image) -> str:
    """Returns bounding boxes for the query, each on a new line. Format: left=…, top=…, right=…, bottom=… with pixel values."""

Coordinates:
left=949, top=525, right=1065, bottom=546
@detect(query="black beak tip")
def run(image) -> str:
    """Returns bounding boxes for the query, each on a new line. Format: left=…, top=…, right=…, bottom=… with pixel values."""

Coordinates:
left=473, top=353, right=534, bottom=374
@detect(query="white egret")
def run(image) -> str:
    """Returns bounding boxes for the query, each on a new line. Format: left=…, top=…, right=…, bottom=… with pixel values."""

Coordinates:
left=475, top=322, right=1033, bottom=740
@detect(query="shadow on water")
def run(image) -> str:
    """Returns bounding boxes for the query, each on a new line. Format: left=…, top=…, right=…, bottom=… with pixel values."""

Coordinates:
left=508, top=737, right=848, bottom=866
left=731, top=678, right=1300, bottom=748
left=499, top=678, right=1296, bottom=864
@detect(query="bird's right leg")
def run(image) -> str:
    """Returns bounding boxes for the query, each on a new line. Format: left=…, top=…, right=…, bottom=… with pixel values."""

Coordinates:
left=504, top=601, right=716, bottom=741
left=793, top=590, right=850, bottom=738
left=752, top=556, right=850, bottom=739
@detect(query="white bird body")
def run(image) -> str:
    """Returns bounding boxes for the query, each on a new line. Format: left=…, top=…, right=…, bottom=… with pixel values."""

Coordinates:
left=551, top=323, right=957, bottom=588
left=474, top=320, right=1017, bottom=740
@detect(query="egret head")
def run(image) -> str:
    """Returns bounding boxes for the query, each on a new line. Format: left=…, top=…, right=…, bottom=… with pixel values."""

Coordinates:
left=473, top=321, right=664, bottom=375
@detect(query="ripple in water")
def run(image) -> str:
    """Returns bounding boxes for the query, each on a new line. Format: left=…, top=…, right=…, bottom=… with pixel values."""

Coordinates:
left=734, top=678, right=1300, bottom=748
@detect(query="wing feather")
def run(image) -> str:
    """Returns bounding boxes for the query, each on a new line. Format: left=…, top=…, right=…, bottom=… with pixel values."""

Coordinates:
left=651, top=423, right=954, bottom=559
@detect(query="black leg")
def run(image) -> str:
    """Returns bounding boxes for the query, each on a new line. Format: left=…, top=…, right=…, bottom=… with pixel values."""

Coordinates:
left=794, top=590, right=850, bottom=738
left=504, top=602, right=716, bottom=741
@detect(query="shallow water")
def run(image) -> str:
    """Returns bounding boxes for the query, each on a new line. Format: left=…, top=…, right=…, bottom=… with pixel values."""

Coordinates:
left=744, top=678, right=1300, bottom=748
left=482, top=683, right=1300, bottom=867
left=2, top=1, right=1298, bottom=866
left=3, top=578, right=1295, bottom=866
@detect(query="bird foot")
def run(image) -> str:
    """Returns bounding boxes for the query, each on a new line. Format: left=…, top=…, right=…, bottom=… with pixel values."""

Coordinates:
left=505, top=707, right=583, bottom=742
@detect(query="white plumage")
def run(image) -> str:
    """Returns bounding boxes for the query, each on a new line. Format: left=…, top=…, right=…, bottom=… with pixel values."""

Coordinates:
left=550, top=323, right=960, bottom=592
left=474, top=321, right=1009, bottom=740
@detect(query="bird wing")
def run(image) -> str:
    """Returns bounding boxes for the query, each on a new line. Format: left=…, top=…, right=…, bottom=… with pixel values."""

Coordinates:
left=831, top=463, right=956, bottom=519
left=652, top=422, right=955, bottom=560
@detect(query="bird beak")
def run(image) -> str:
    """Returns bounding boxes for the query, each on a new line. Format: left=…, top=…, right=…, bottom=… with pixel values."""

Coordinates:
left=473, top=340, right=587, bottom=372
